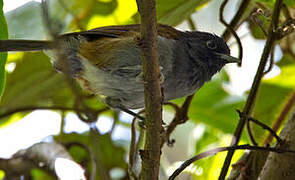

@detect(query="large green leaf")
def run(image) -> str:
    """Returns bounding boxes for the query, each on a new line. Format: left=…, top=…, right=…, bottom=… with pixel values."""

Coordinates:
left=168, top=71, right=247, bottom=141
left=184, top=72, right=245, bottom=135
left=5, top=1, right=46, bottom=39
left=1, top=52, right=66, bottom=108
left=252, top=64, right=295, bottom=142
left=0, top=52, right=68, bottom=126
left=86, top=0, right=137, bottom=28
left=157, top=0, right=210, bottom=26
left=0, top=0, right=8, bottom=100
left=132, top=0, right=210, bottom=26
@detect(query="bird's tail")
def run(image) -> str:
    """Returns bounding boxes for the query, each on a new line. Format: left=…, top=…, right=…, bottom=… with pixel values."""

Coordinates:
left=0, top=40, right=55, bottom=52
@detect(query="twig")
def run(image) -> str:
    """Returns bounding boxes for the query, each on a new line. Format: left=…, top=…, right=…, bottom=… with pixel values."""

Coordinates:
left=219, top=0, right=283, bottom=179
left=219, top=0, right=243, bottom=65
left=60, top=111, right=66, bottom=135
left=264, top=89, right=295, bottom=145
left=222, top=0, right=251, bottom=41
left=169, top=144, right=295, bottom=180
left=246, top=118, right=258, bottom=145
left=263, top=46, right=275, bottom=75
left=73, top=98, right=109, bottom=123
left=237, top=110, right=283, bottom=144
left=136, top=0, right=163, bottom=179
left=128, top=117, right=138, bottom=180
left=187, top=16, right=197, bottom=31
left=249, top=117, right=283, bottom=144
left=162, top=94, right=195, bottom=147
left=110, top=111, right=119, bottom=134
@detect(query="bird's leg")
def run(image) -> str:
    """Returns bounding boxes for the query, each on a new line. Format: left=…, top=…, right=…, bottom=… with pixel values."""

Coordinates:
left=104, top=97, right=145, bottom=121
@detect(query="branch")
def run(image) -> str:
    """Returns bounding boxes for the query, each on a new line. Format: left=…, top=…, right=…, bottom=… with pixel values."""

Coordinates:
left=219, top=0, right=283, bottom=179
left=169, top=144, right=295, bottom=180
left=136, top=0, right=163, bottom=179
left=237, top=110, right=283, bottom=145
left=162, top=94, right=194, bottom=147
left=220, top=0, right=243, bottom=64
left=222, top=0, right=251, bottom=41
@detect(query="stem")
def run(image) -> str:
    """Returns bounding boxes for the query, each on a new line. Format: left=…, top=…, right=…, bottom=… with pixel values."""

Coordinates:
left=222, top=0, right=251, bottom=41
left=219, top=0, right=283, bottom=179
left=136, top=0, right=163, bottom=179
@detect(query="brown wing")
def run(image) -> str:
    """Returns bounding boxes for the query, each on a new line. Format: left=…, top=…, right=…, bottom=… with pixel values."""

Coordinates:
left=65, top=24, right=181, bottom=69
left=62, top=24, right=181, bottom=40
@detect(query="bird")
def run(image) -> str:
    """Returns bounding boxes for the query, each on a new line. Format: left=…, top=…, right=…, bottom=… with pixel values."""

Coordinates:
left=0, top=24, right=240, bottom=117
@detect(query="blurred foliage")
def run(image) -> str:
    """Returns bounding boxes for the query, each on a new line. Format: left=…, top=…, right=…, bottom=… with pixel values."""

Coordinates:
left=0, top=0, right=295, bottom=179
left=54, top=129, right=127, bottom=179
left=0, top=0, right=8, bottom=99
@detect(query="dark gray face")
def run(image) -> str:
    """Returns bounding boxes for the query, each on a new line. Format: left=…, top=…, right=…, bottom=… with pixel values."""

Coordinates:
left=182, top=31, right=239, bottom=76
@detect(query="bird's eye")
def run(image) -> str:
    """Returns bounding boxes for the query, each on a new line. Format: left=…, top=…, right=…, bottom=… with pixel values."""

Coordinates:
left=206, top=40, right=217, bottom=49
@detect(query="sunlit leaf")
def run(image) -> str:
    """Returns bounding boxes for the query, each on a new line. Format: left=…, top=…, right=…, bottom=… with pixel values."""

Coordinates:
left=276, top=54, right=295, bottom=67
left=264, top=64, right=295, bottom=88
left=87, top=0, right=137, bottom=28
left=252, top=64, right=295, bottom=142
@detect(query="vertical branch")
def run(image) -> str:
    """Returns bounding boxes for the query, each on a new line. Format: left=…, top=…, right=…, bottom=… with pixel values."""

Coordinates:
left=219, top=0, right=283, bottom=179
left=136, top=0, right=163, bottom=180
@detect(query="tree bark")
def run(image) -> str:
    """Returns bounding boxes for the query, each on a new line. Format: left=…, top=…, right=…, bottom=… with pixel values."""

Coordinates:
left=258, top=106, right=295, bottom=180
left=136, top=0, right=163, bottom=180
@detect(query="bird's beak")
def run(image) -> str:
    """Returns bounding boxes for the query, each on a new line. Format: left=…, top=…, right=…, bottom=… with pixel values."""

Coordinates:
left=215, top=53, right=241, bottom=63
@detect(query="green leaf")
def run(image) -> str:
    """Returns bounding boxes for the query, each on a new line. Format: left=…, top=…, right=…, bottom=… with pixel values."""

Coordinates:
left=284, top=0, right=295, bottom=6
left=1, top=52, right=65, bottom=108
left=0, top=52, right=68, bottom=126
left=132, top=0, right=211, bottom=26
left=157, top=0, right=210, bottom=26
left=55, top=130, right=127, bottom=180
left=264, top=64, right=295, bottom=88
left=185, top=72, right=245, bottom=135
left=252, top=64, right=295, bottom=142
left=31, top=168, right=55, bottom=180
left=86, top=0, right=137, bottom=28
left=276, top=54, right=295, bottom=67
left=5, top=1, right=46, bottom=39
left=0, top=0, right=8, bottom=100
left=170, top=72, right=246, bottom=141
